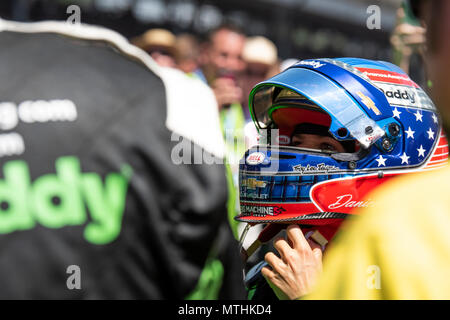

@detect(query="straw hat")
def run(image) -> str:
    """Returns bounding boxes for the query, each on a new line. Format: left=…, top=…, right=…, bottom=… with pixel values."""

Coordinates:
left=132, top=28, right=176, bottom=54
left=242, top=36, right=278, bottom=66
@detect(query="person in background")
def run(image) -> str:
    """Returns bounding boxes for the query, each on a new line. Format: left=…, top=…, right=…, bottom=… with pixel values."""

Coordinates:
left=196, top=23, right=247, bottom=111
left=0, top=18, right=241, bottom=299
left=174, top=33, right=201, bottom=75
left=132, top=28, right=177, bottom=68
left=196, top=23, right=248, bottom=240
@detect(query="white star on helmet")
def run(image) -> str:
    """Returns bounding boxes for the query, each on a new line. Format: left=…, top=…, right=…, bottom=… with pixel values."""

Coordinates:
left=414, top=111, right=423, bottom=122
left=432, top=113, right=438, bottom=124
left=392, top=107, right=401, bottom=119
left=400, top=152, right=410, bottom=164
left=405, top=127, right=415, bottom=139
left=375, top=155, right=387, bottom=167
left=417, top=145, right=426, bottom=157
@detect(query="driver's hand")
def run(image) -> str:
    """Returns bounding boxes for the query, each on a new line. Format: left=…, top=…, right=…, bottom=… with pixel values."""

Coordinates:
left=261, top=225, right=323, bottom=300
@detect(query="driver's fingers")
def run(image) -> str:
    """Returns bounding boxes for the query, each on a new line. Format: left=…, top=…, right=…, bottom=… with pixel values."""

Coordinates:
left=273, top=236, right=293, bottom=262
left=286, top=224, right=310, bottom=251
left=307, top=238, right=323, bottom=262
left=264, top=251, right=287, bottom=274
left=261, top=265, right=276, bottom=279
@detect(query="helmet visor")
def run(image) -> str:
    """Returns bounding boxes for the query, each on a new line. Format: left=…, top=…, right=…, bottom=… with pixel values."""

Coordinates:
left=250, top=67, right=385, bottom=148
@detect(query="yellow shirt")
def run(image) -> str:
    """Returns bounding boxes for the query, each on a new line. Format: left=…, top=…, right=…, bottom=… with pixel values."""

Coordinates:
left=306, top=163, right=450, bottom=299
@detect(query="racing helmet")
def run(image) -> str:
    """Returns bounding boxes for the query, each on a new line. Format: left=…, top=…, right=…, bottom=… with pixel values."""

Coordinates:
left=236, top=58, right=448, bottom=262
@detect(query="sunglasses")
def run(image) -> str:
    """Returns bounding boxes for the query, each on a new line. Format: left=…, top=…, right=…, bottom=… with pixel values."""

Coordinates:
left=146, top=48, right=174, bottom=57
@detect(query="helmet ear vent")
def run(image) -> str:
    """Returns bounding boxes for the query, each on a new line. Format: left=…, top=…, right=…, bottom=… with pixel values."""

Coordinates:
left=388, top=123, right=400, bottom=137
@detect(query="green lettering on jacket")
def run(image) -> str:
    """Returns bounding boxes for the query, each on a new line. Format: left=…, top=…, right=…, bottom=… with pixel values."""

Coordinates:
left=0, top=156, right=131, bottom=245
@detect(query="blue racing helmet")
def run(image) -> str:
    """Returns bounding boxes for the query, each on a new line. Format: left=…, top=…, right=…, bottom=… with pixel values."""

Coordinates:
left=236, top=58, right=448, bottom=250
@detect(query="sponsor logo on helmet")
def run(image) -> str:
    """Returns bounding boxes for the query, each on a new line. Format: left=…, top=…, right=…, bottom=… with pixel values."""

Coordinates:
left=359, top=69, right=415, bottom=86
left=356, top=91, right=381, bottom=116
left=242, top=178, right=267, bottom=189
left=276, top=135, right=290, bottom=145
left=244, top=193, right=269, bottom=200
left=373, top=82, right=436, bottom=110
left=379, top=87, right=416, bottom=104
left=360, top=126, right=385, bottom=147
left=246, top=152, right=265, bottom=165
left=240, top=205, right=286, bottom=217
left=293, top=163, right=339, bottom=174
left=297, top=60, right=325, bottom=69
left=328, top=194, right=375, bottom=210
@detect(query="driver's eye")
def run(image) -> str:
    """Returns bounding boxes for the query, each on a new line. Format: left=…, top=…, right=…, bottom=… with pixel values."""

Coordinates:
left=320, top=143, right=337, bottom=152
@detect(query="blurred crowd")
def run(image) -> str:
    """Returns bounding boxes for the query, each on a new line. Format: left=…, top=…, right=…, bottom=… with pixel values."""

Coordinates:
left=131, top=25, right=288, bottom=124
left=130, top=26, right=284, bottom=226
left=130, top=25, right=293, bottom=197
left=127, top=2, right=428, bottom=173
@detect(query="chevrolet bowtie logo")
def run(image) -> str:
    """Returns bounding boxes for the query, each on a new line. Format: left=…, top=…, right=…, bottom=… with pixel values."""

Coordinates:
left=242, top=178, right=267, bottom=189
left=356, top=91, right=381, bottom=116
